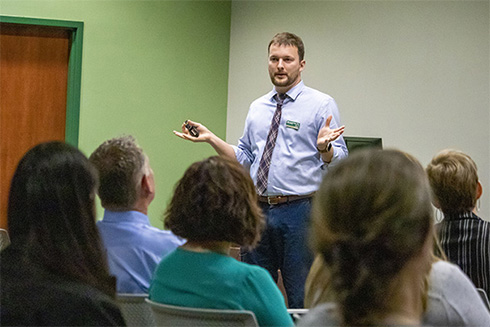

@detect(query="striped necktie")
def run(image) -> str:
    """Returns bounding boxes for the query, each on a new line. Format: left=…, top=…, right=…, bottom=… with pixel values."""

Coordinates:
left=256, top=93, right=286, bottom=195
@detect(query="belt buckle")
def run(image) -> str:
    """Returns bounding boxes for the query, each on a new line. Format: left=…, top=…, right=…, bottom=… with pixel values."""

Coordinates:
left=267, top=196, right=280, bottom=205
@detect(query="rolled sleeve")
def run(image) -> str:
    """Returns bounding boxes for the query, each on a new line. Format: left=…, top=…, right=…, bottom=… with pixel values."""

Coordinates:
left=233, top=145, right=253, bottom=171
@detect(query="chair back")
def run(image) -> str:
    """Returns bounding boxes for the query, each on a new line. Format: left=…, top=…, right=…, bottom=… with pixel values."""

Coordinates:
left=0, top=229, right=10, bottom=252
left=145, top=299, right=258, bottom=327
left=476, top=288, right=490, bottom=311
left=287, top=308, right=309, bottom=323
left=116, top=293, right=155, bottom=327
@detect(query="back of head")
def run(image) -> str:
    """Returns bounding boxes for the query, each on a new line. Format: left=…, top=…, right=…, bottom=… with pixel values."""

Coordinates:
left=165, top=156, right=264, bottom=248
left=269, top=32, right=305, bottom=61
left=7, top=141, right=114, bottom=297
left=311, top=149, right=433, bottom=326
left=426, top=149, right=479, bottom=215
left=89, top=135, right=147, bottom=210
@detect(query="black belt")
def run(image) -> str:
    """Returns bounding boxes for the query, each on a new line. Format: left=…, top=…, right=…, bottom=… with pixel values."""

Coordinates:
left=257, top=193, right=315, bottom=205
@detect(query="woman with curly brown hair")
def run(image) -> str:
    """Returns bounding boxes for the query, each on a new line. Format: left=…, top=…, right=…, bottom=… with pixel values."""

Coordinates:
left=149, top=156, right=293, bottom=327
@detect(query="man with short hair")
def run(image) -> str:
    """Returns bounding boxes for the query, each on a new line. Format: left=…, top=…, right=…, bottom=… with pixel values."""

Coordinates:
left=89, top=135, right=184, bottom=293
left=174, top=32, right=348, bottom=307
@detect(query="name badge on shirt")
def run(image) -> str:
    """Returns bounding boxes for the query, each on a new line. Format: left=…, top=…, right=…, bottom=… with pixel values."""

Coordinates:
left=286, top=120, right=300, bottom=131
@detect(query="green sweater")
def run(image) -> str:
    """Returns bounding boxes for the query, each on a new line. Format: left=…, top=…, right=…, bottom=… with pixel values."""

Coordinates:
left=149, top=248, right=294, bottom=327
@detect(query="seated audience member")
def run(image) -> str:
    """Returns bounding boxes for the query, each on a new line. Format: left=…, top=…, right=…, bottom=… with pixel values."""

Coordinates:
left=299, top=149, right=434, bottom=326
left=425, top=258, right=490, bottom=325
left=149, top=156, right=294, bottom=327
left=0, top=142, right=125, bottom=326
left=426, top=149, right=490, bottom=296
left=305, top=252, right=490, bottom=326
left=89, top=136, right=184, bottom=293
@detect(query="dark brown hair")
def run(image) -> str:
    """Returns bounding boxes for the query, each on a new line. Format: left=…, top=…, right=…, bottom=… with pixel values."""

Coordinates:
left=8, top=141, right=116, bottom=297
left=426, top=149, right=479, bottom=215
left=311, top=149, right=433, bottom=326
left=165, top=156, right=264, bottom=248
left=268, top=32, right=305, bottom=61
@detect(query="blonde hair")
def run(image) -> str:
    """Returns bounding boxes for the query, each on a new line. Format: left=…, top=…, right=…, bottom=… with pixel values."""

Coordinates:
left=304, top=255, right=331, bottom=308
left=311, top=149, right=433, bottom=326
left=426, top=149, right=479, bottom=214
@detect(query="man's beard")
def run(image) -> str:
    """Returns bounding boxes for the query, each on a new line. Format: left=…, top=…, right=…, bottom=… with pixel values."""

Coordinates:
left=270, top=74, right=293, bottom=87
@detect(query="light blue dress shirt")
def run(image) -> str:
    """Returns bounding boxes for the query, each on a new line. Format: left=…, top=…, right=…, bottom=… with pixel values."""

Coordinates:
left=97, top=210, right=185, bottom=294
left=234, top=81, right=348, bottom=196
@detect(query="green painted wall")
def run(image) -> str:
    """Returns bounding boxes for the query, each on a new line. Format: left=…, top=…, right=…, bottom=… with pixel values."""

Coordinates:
left=1, top=1, right=231, bottom=228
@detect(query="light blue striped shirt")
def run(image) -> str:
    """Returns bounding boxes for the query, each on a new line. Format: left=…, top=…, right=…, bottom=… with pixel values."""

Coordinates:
left=234, top=81, right=348, bottom=196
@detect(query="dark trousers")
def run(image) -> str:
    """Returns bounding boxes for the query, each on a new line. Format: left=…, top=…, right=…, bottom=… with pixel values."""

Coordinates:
left=241, top=198, right=314, bottom=308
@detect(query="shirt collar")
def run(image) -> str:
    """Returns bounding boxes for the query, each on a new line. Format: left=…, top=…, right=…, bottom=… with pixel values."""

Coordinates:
left=269, top=80, right=305, bottom=102
left=102, top=210, right=151, bottom=225
left=444, top=211, right=479, bottom=221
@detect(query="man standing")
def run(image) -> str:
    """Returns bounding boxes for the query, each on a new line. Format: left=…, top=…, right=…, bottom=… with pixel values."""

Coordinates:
left=174, top=32, right=348, bottom=307
left=90, top=136, right=184, bottom=294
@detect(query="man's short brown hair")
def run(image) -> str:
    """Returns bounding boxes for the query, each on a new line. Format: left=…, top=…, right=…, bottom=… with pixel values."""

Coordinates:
left=89, top=135, right=146, bottom=210
left=426, top=149, right=479, bottom=214
left=164, top=156, right=264, bottom=248
left=268, top=32, right=305, bottom=61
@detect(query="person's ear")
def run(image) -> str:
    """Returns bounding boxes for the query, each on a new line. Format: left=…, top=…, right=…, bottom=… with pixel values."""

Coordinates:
left=476, top=181, right=483, bottom=200
left=429, top=190, right=441, bottom=209
left=299, top=59, right=306, bottom=72
left=141, top=173, right=155, bottom=196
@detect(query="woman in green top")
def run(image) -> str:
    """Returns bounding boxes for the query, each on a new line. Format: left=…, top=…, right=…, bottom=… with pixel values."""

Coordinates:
left=149, top=156, right=293, bottom=327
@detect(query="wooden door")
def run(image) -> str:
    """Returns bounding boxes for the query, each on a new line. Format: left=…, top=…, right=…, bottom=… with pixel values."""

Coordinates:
left=0, top=23, right=71, bottom=229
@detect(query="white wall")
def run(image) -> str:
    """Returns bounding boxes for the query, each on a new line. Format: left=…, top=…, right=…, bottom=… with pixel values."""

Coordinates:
left=227, top=0, right=490, bottom=219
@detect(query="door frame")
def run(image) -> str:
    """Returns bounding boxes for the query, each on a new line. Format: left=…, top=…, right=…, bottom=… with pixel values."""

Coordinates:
left=0, top=15, right=83, bottom=146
